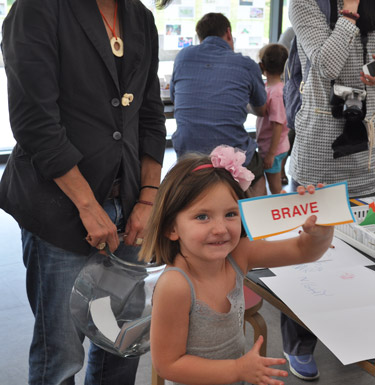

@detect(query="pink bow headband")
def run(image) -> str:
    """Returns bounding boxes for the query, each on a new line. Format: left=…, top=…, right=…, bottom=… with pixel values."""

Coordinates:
left=192, top=145, right=255, bottom=191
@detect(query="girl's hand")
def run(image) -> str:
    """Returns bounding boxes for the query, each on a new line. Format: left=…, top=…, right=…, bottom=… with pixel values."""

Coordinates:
left=296, top=183, right=324, bottom=196
left=264, top=153, right=275, bottom=170
left=297, top=183, right=334, bottom=244
left=236, top=336, right=288, bottom=385
left=360, top=54, right=375, bottom=86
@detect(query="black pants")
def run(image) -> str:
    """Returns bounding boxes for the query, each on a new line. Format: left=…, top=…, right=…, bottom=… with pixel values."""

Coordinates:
left=281, top=313, right=317, bottom=355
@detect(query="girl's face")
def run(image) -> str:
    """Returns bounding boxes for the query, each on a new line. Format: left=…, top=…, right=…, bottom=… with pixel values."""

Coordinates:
left=168, top=182, right=242, bottom=263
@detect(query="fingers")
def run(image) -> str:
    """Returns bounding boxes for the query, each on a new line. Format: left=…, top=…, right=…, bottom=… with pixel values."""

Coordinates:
left=297, top=183, right=324, bottom=195
left=123, top=202, right=151, bottom=246
left=252, top=335, right=264, bottom=352
left=82, top=203, right=120, bottom=252
left=296, top=185, right=306, bottom=195
left=123, top=222, right=145, bottom=246
left=302, top=214, right=317, bottom=233
left=257, top=358, right=288, bottom=385
left=260, top=363, right=288, bottom=384
left=85, top=219, right=119, bottom=252
left=261, top=357, right=287, bottom=367
left=360, top=72, right=375, bottom=86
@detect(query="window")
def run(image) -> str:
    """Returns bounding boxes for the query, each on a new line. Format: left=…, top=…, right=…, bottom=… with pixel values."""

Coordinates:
left=0, top=0, right=285, bottom=153
left=144, top=0, right=272, bottom=79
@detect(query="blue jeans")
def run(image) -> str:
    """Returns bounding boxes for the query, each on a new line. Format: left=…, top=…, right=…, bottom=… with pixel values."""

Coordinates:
left=22, top=198, right=140, bottom=385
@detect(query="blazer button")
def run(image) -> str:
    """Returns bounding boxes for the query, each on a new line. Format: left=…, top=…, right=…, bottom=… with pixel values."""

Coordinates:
left=111, top=98, right=120, bottom=107
left=113, top=131, right=122, bottom=140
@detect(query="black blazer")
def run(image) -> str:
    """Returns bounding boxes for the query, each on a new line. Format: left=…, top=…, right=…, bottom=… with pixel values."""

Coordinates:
left=0, top=0, right=166, bottom=254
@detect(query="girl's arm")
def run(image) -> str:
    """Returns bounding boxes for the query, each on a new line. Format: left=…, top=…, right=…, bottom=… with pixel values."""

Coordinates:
left=151, top=271, right=287, bottom=385
left=233, top=185, right=334, bottom=271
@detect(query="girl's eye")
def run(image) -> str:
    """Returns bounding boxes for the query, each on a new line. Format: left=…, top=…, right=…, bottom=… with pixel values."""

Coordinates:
left=196, top=214, right=208, bottom=221
left=226, top=211, right=238, bottom=218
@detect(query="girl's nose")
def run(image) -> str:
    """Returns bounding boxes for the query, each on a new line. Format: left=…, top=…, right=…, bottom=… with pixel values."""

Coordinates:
left=212, top=219, right=227, bottom=234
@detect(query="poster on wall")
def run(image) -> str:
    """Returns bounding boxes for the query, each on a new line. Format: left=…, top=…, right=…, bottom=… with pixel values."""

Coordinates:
left=249, top=7, right=264, bottom=19
left=238, top=0, right=265, bottom=18
left=235, top=21, right=264, bottom=48
left=166, top=24, right=182, bottom=35
left=0, top=1, right=6, bottom=16
left=202, top=0, right=230, bottom=19
left=164, top=21, right=195, bottom=50
left=164, top=0, right=195, bottom=19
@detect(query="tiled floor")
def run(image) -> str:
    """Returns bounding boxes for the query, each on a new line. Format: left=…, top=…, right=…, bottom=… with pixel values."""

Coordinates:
left=1, top=150, right=374, bottom=384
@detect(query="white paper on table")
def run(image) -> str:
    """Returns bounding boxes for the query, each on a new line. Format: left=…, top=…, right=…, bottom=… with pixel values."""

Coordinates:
left=269, top=236, right=373, bottom=276
left=90, top=296, right=120, bottom=343
left=261, top=265, right=375, bottom=365
left=239, top=182, right=354, bottom=240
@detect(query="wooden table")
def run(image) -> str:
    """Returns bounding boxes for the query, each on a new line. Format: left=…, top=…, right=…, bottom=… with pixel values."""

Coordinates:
left=244, top=269, right=375, bottom=376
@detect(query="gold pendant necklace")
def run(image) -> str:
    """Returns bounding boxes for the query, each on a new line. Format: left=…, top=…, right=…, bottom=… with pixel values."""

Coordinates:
left=99, top=1, right=124, bottom=57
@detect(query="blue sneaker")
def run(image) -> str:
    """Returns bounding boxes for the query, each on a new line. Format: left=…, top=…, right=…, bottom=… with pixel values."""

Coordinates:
left=284, top=352, right=320, bottom=380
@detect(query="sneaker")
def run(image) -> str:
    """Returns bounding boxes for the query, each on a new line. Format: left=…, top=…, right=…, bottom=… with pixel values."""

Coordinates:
left=284, top=352, right=320, bottom=380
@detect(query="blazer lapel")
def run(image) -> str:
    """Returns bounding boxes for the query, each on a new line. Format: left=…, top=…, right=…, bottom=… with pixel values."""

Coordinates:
left=68, top=0, right=119, bottom=90
left=121, top=0, right=144, bottom=89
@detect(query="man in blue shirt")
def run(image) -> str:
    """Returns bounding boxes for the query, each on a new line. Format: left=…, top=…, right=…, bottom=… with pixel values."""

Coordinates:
left=170, top=12, right=267, bottom=196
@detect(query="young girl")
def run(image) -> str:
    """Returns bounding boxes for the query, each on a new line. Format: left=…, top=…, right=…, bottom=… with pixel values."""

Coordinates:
left=139, top=145, right=333, bottom=385
left=256, top=43, right=290, bottom=194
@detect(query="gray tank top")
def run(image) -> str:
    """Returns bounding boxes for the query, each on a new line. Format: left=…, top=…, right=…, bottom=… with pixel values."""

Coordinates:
left=162, top=255, right=247, bottom=385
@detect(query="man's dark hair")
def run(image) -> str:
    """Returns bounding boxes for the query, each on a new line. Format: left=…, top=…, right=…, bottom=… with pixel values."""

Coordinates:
left=195, top=13, right=231, bottom=42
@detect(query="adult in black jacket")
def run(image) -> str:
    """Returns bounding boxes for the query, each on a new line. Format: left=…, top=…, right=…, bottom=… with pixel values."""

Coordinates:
left=1, top=0, right=166, bottom=383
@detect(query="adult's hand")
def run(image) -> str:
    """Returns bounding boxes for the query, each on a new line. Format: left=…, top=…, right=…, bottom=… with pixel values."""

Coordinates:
left=343, top=0, right=360, bottom=13
left=360, top=54, right=375, bottom=86
left=54, top=165, right=119, bottom=252
left=123, top=202, right=153, bottom=247
left=80, top=200, right=119, bottom=252
left=123, top=154, right=161, bottom=247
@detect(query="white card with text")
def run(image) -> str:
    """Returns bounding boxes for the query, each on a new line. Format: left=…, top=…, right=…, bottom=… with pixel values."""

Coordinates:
left=239, top=182, right=354, bottom=240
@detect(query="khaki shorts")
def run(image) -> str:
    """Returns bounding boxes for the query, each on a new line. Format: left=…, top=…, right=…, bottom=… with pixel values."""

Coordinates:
left=246, top=151, right=264, bottom=184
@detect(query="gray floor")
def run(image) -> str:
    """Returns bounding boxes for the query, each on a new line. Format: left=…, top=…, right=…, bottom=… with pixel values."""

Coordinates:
left=1, top=150, right=374, bottom=384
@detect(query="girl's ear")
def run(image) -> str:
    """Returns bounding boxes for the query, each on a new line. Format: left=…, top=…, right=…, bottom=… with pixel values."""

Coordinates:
left=166, top=226, right=179, bottom=241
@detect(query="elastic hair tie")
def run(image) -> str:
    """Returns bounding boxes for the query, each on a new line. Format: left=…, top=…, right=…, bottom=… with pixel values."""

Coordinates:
left=192, top=164, right=214, bottom=172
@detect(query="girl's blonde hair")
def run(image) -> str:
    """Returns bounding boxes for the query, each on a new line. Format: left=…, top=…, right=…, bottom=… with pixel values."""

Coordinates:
left=138, top=152, right=247, bottom=265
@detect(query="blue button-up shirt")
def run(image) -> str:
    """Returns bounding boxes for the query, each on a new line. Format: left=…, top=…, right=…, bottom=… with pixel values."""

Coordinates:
left=170, top=36, right=266, bottom=165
